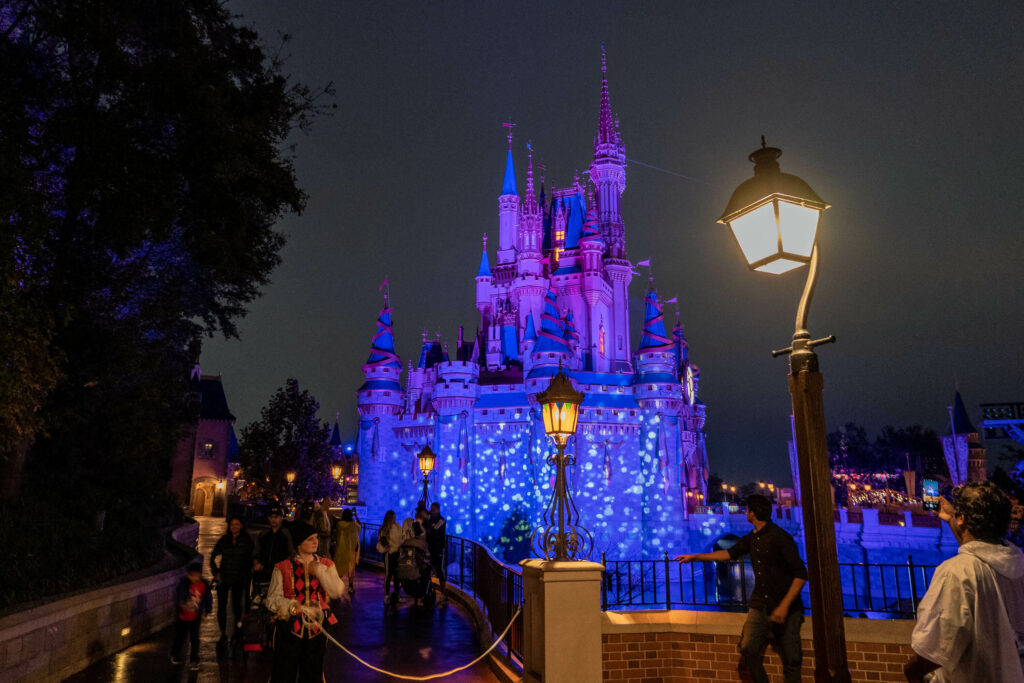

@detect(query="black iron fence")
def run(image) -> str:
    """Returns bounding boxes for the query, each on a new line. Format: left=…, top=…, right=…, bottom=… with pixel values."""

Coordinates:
left=359, top=522, right=524, bottom=662
left=601, top=552, right=937, bottom=618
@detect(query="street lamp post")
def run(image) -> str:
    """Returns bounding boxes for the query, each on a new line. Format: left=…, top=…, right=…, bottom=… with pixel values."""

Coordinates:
left=718, top=139, right=850, bottom=682
left=331, top=464, right=343, bottom=501
left=417, top=444, right=436, bottom=506
left=533, top=367, right=588, bottom=561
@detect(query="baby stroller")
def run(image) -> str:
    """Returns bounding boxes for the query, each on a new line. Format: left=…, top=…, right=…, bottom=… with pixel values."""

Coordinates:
left=389, top=541, right=435, bottom=609
left=234, top=580, right=273, bottom=663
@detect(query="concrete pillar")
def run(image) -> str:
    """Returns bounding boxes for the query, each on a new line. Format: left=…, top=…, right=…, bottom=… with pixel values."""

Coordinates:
left=519, top=559, right=604, bottom=683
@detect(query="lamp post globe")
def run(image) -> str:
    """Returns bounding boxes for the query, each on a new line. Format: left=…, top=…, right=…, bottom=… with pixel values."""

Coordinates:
left=719, top=140, right=849, bottom=682
left=717, top=138, right=830, bottom=275
left=533, top=367, right=589, bottom=562
left=417, top=444, right=436, bottom=505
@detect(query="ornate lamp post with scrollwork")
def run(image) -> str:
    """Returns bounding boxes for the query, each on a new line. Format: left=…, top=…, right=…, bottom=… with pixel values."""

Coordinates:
left=417, top=444, right=436, bottom=506
left=533, top=367, right=589, bottom=561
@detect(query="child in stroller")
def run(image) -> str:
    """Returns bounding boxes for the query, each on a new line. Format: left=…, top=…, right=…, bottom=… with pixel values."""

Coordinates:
left=387, top=518, right=435, bottom=609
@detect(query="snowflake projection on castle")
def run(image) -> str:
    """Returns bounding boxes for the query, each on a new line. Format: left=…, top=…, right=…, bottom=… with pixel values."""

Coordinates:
left=356, top=51, right=709, bottom=559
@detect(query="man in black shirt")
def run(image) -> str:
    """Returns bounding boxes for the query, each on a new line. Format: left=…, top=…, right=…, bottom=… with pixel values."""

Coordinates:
left=676, top=494, right=807, bottom=683
left=253, top=506, right=293, bottom=586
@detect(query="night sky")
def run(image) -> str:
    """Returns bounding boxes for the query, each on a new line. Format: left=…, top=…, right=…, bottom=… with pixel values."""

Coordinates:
left=204, top=1, right=1024, bottom=487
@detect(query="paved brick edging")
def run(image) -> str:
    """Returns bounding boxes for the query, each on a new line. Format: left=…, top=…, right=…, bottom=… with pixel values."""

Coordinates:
left=0, top=521, right=200, bottom=682
left=601, top=610, right=916, bottom=682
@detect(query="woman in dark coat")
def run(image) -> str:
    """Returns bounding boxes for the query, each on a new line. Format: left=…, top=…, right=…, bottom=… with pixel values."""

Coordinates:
left=210, top=516, right=254, bottom=649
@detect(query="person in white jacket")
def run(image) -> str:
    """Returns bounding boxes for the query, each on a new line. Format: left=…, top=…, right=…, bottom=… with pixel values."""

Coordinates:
left=905, top=481, right=1024, bottom=683
left=266, top=521, right=346, bottom=682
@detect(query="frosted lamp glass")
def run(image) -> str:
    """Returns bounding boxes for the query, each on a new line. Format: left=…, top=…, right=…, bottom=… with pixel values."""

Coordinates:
left=778, top=202, right=820, bottom=258
left=755, top=258, right=804, bottom=274
left=728, top=203, right=777, bottom=265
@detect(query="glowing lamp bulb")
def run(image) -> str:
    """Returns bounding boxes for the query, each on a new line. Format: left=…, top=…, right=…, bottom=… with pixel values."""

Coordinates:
left=417, top=444, right=436, bottom=477
left=718, top=142, right=829, bottom=274
left=286, top=471, right=296, bottom=484
left=331, top=464, right=343, bottom=480
left=536, top=368, right=585, bottom=446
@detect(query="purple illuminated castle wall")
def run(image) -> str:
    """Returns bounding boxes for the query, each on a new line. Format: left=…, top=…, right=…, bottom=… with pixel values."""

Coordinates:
left=355, top=53, right=709, bottom=559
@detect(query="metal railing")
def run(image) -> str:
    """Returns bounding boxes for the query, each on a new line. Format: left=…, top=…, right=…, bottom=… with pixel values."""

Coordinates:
left=600, top=552, right=937, bottom=618
left=359, top=522, right=523, bottom=663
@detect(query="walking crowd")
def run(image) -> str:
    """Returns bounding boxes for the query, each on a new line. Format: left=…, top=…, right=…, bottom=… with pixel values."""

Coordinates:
left=171, top=495, right=453, bottom=682
left=167, top=481, right=1023, bottom=682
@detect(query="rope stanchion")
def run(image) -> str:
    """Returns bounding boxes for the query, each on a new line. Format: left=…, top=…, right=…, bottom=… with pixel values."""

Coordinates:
left=320, top=607, right=521, bottom=681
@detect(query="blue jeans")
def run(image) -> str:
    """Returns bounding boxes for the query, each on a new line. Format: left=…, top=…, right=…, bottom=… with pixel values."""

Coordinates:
left=738, top=607, right=803, bottom=683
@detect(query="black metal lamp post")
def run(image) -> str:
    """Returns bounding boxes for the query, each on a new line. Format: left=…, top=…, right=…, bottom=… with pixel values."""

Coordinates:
left=533, top=367, right=589, bottom=561
left=417, top=444, right=436, bottom=506
left=718, top=139, right=849, bottom=682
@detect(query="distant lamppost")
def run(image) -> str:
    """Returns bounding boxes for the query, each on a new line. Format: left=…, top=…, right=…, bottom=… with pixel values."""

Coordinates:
left=332, top=464, right=343, bottom=501
left=533, top=368, right=588, bottom=561
left=417, top=444, right=436, bottom=505
left=285, top=470, right=296, bottom=506
left=718, top=138, right=848, bottom=682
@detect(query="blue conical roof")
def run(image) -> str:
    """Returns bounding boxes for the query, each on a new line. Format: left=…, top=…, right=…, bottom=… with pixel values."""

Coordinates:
left=949, top=391, right=977, bottom=435
left=524, top=312, right=537, bottom=341
left=534, top=290, right=571, bottom=354
left=638, top=289, right=674, bottom=351
left=565, top=193, right=585, bottom=249
left=329, top=421, right=343, bottom=448
left=501, top=323, right=519, bottom=362
left=477, top=247, right=491, bottom=277
left=501, top=148, right=517, bottom=196
left=365, top=307, right=402, bottom=368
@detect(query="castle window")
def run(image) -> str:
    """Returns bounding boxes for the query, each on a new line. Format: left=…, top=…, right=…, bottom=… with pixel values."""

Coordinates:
left=384, top=391, right=391, bottom=396
left=200, top=441, right=215, bottom=459
left=599, top=329, right=606, bottom=355
left=482, top=410, right=489, bottom=415
left=629, top=411, right=636, bottom=417
left=499, top=409, right=505, bottom=415
left=597, top=409, right=603, bottom=416
left=649, top=385, right=655, bottom=391
left=618, top=335, right=623, bottom=350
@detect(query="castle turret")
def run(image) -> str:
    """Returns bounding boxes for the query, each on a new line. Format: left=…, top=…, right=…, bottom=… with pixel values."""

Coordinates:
left=527, top=287, right=573, bottom=388
left=357, top=301, right=404, bottom=418
left=513, top=146, right=547, bottom=330
left=633, top=287, right=683, bottom=411
left=433, top=357, right=480, bottom=417
left=497, top=136, right=520, bottom=265
left=942, top=391, right=987, bottom=485
left=475, top=234, right=493, bottom=328
left=520, top=312, right=537, bottom=374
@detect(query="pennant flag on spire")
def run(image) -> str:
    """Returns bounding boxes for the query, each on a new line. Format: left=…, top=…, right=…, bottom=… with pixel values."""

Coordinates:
left=636, top=259, right=651, bottom=267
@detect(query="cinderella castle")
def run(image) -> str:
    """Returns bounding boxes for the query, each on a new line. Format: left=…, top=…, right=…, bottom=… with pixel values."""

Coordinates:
left=355, top=53, right=709, bottom=558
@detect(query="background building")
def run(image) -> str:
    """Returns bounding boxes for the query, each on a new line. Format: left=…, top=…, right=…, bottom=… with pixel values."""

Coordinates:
left=169, top=366, right=237, bottom=516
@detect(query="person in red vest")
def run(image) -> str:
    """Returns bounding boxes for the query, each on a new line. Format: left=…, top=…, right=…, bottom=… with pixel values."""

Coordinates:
left=266, top=520, right=346, bottom=681
left=170, top=561, right=212, bottom=668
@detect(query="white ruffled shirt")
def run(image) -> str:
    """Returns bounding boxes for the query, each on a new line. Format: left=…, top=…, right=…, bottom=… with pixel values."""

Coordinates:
left=266, top=555, right=346, bottom=619
left=911, top=540, right=1024, bottom=683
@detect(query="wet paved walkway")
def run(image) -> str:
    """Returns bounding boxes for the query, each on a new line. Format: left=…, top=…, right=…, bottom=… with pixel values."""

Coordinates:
left=69, top=517, right=497, bottom=682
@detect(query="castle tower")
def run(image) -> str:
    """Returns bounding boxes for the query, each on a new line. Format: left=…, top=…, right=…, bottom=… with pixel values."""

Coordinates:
left=475, top=234, right=493, bottom=328
left=527, top=288, right=573, bottom=388
left=942, top=391, right=987, bottom=486
left=589, top=47, right=627, bottom=257
left=512, top=146, right=547, bottom=329
left=356, top=301, right=404, bottom=420
left=633, top=287, right=683, bottom=411
left=497, top=134, right=520, bottom=265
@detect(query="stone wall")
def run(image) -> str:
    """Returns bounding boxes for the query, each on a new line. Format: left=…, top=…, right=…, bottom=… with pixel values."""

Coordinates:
left=0, top=522, right=199, bottom=682
left=601, top=609, right=915, bottom=683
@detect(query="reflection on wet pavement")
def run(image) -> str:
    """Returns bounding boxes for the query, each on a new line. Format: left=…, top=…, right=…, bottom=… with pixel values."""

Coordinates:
left=67, top=516, right=498, bottom=682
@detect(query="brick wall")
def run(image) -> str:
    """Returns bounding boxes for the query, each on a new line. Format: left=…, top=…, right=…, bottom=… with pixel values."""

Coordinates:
left=601, top=610, right=917, bottom=683
left=602, top=632, right=914, bottom=682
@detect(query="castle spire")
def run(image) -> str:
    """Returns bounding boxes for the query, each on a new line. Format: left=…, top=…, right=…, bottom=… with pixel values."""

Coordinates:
left=501, top=121, right=517, bottom=196
left=524, top=142, right=536, bottom=208
left=597, top=45, right=615, bottom=147
left=476, top=233, right=492, bottom=277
